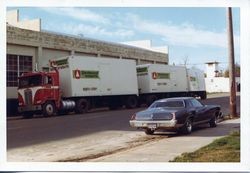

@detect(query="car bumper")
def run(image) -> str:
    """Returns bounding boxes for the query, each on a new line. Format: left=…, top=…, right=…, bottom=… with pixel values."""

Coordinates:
left=18, top=105, right=42, bottom=113
left=129, top=119, right=182, bottom=130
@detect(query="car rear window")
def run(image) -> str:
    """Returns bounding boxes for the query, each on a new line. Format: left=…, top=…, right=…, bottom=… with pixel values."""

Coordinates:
left=150, top=100, right=184, bottom=108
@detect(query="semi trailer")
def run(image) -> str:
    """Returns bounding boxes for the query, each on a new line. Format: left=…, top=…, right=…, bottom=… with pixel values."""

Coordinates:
left=17, top=55, right=206, bottom=118
left=136, top=64, right=206, bottom=105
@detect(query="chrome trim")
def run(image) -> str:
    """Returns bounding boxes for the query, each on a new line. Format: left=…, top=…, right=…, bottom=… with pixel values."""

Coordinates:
left=130, top=119, right=183, bottom=129
left=18, top=105, right=42, bottom=112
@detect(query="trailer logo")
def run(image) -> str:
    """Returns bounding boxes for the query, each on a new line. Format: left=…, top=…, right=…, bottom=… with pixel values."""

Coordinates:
left=190, top=77, right=196, bottom=81
left=152, top=72, right=158, bottom=79
left=73, top=70, right=99, bottom=79
left=74, top=69, right=81, bottom=79
left=137, top=67, right=148, bottom=76
left=152, top=72, right=170, bottom=80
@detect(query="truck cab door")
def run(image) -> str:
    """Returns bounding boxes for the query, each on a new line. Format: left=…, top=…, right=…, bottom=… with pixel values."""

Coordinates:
left=44, top=75, right=55, bottom=99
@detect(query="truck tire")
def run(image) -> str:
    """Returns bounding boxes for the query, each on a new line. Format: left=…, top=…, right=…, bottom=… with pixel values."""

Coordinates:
left=75, top=99, right=90, bottom=114
left=42, top=101, right=56, bottom=117
left=125, top=96, right=138, bottom=109
left=181, top=119, right=193, bottom=134
left=200, top=92, right=207, bottom=100
left=146, top=95, right=157, bottom=106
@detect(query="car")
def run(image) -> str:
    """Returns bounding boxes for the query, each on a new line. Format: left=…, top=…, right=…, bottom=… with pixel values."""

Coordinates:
left=129, top=97, right=222, bottom=135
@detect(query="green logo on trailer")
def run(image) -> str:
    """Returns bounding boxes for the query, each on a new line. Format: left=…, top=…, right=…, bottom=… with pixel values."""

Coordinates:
left=152, top=72, right=170, bottom=79
left=73, top=70, right=99, bottom=79
left=190, top=77, right=196, bottom=81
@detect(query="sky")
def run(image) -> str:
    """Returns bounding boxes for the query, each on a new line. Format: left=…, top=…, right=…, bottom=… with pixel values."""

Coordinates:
left=8, top=7, right=240, bottom=71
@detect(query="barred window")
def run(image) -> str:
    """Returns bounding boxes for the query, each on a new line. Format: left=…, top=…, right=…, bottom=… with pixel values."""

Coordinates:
left=7, top=54, right=33, bottom=87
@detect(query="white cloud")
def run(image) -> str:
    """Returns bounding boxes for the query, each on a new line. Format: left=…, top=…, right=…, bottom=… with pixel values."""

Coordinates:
left=41, top=8, right=239, bottom=49
left=126, top=13, right=240, bottom=49
left=40, top=7, right=109, bottom=24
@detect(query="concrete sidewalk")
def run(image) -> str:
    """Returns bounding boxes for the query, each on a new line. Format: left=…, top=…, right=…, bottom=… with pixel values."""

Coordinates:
left=90, top=118, right=240, bottom=162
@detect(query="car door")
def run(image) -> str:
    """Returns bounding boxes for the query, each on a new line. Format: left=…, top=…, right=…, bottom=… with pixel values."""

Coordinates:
left=190, top=99, right=207, bottom=124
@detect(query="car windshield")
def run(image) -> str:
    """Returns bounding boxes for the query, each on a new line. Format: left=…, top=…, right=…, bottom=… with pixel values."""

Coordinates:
left=149, top=100, right=185, bottom=108
left=18, top=75, right=42, bottom=88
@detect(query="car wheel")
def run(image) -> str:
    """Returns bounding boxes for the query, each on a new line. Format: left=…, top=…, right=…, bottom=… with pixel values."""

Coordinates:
left=145, top=129, right=155, bottom=135
left=209, top=116, right=217, bottom=127
left=182, top=119, right=192, bottom=134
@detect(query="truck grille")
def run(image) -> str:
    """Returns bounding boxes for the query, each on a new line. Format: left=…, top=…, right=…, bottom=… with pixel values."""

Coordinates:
left=24, top=89, right=32, bottom=105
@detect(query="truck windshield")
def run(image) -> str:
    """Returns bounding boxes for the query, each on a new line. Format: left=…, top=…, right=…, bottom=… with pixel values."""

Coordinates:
left=18, top=75, right=42, bottom=88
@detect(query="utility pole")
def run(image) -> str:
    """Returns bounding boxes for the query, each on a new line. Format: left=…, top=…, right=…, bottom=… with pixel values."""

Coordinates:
left=226, top=7, right=237, bottom=117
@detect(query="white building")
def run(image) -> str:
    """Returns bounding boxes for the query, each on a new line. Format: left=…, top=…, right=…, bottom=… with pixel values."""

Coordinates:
left=205, top=62, right=240, bottom=93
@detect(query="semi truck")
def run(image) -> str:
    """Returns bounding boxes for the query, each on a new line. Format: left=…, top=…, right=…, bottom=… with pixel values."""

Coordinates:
left=17, top=55, right=206, bottom=118
left=18, top=56, right=138, bottom=118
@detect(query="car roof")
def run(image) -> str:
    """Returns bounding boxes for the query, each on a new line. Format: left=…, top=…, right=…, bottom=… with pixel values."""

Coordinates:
left=156, top=97, right=194, bottom=102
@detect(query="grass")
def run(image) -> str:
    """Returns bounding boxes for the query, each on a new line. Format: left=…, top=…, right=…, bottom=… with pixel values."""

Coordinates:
left=170, top=131, right=240, bottom=162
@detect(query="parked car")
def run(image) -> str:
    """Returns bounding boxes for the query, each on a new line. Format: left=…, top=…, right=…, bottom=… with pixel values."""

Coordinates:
left=129, top=97, right=222, bottom=135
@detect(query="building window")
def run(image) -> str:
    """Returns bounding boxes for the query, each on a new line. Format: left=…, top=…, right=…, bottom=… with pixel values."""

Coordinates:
left=7, top=54, right=32, bottom=87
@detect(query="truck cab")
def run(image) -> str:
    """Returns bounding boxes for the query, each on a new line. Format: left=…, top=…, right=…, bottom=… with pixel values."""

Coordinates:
left=18, top=71, right=60, bottom=118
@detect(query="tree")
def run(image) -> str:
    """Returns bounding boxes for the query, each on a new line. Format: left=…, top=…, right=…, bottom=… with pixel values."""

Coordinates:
left=224, top=63, right=240, bottom=77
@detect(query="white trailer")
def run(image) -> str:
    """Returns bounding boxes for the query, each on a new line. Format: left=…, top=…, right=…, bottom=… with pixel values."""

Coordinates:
left=56, top=56, right=138, bottom=97
left=52, top=55, right=139, bottom=112
left=136, top=64, right=206, bottom=105
left=187, top=68, right=206, bottom=95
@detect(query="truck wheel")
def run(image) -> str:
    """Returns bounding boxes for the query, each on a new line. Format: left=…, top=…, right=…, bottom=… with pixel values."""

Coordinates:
left=125, top=96, right=138, bottom=109
left=23, top=112, right=33, bottom=119
left=209, top=115, right=218, bottom=127
left=200, top=92, right=207, bottom=100
left=181, top=119, right=192, bottom=134
left=42, top=101, right=56, bottom=117
left=146, top=95, right=157, bottom=106
left=75, top=99, right=90, bottom=114
left=145, top=129, right=155, bottom=135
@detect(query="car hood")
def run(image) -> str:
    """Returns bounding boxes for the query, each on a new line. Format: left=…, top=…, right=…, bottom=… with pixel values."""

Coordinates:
left=135, top=107, right=184, bottom=121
